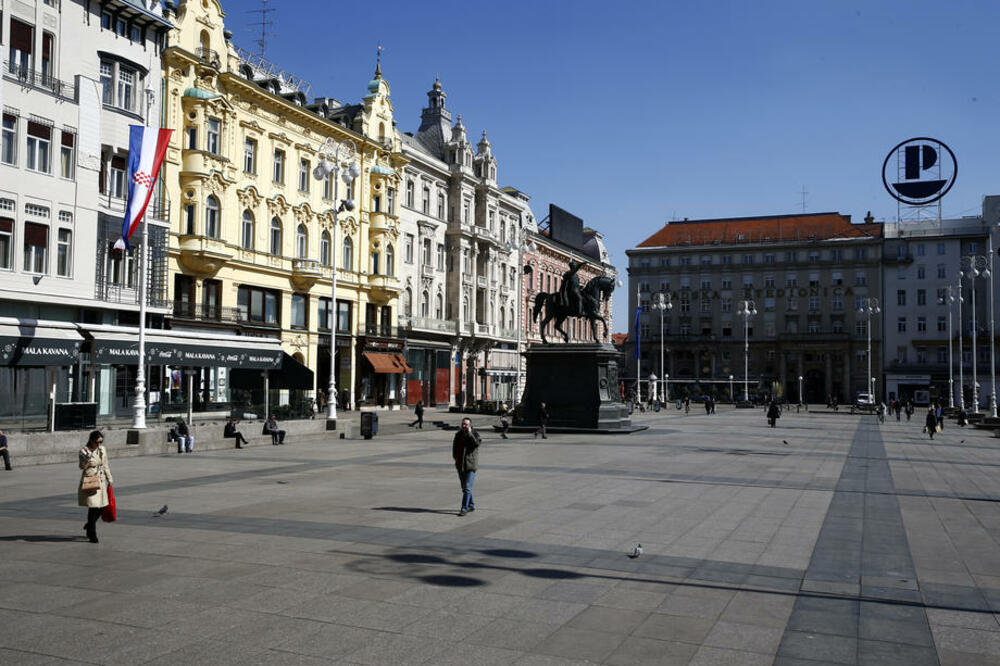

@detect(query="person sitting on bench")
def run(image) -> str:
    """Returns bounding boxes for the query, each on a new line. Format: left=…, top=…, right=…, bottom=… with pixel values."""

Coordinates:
left=224, top=418, right=248, bottom=449
left=264, top=414, right=286, bottom=445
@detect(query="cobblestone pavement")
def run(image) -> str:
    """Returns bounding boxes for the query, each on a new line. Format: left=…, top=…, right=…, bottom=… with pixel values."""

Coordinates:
left=2, top=407, right=1000, bottom=665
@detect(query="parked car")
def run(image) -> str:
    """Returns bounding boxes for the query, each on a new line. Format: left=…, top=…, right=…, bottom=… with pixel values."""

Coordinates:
left=855, top=392, right=875, bottom=407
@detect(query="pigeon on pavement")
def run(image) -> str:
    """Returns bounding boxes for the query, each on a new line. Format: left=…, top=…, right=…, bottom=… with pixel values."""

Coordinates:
left=782, top=440, right=789, bottom=445
left=628, top=544, right=643, bottom=559
left=153, top=505, right=168, bottom=517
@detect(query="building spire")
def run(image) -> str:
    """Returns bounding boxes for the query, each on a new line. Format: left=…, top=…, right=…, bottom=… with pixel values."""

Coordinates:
left=375, top=43, right=383, bottom=77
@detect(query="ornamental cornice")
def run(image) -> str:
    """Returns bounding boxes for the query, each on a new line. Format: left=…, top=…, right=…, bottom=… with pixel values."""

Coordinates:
left=339, top=217, right=358, bottom=237
left=267, top=194, right=290, bottom=217
left=236, top=185, right=263, bottom=209
left=268, top=132, right=292, bottom=146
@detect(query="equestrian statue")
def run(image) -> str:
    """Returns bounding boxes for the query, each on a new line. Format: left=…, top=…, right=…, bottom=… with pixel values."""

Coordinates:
left=532, top=260, right=616, bottom=344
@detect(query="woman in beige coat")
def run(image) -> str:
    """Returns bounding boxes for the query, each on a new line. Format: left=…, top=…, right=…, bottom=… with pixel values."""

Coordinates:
left=79, top=430, right=113, bottom=543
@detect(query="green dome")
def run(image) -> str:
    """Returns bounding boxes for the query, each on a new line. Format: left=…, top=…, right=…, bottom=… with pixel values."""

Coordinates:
left=367, top=79, right=380, bottom=93
left=183, top=86, right=217, bottom=100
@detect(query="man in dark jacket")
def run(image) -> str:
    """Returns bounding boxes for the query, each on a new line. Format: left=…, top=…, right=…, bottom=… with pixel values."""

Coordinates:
left=534, top=402, right=549, bottom=439
left=409, top=401, right=424, bottom=429
left=224, top=418, right=248, bottom=449
left=767, top=402, right=781, bottom=428
left=452, top=417, right=481, bottom=516
left=0, top=429, right=11, bottom=470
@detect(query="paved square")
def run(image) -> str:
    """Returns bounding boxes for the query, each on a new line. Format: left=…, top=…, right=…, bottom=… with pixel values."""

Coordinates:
left=3, top=407, right=1000, bottom=664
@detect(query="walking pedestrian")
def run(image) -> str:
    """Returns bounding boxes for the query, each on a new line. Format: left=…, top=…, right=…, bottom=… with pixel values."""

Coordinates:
left=79, top=430, right=113, bottom=544
left=684, top=397, right=691, bottom=414
left=498, top=403, right=511, bottom=439
left=876, top=402, right=885, bottom=424
left=452, top=417, right=481, bottom=516
left=0, top=428, right=11, bottom=470
left=224, top=418, right=248, bottom=449
left=895, top=401, right=902, bottom=421
left=534, top=402, right=549, bottom=439
left=409, top=401, right=425, bottom=429
left=936, top=403, right=944, bottom=431
left=767, top=401, right=781, bottom=428
left=925, top=406, right=938, bottom=439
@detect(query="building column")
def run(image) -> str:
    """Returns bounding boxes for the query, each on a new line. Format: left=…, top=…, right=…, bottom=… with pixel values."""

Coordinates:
left=825, top=352, right=833, bottom=401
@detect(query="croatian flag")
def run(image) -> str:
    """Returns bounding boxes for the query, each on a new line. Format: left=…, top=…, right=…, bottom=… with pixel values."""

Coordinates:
left=115, top=125, right=172, bottom=251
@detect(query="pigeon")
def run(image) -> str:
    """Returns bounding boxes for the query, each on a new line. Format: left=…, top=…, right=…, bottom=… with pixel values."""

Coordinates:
left=782, top=440, right=789, bottom=446
left=153, top=505, right=168, bottom=517
left=628, top=544, right=643, bottom=559
left=960, top=440, right=965, bottom=444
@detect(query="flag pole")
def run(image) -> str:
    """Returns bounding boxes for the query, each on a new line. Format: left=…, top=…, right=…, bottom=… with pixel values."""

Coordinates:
left=132, top=216, right=148, bottom=429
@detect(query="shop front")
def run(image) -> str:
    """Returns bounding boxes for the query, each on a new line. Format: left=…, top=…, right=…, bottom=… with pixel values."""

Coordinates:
left=356, top=336, right=411, bottom=407
left=404, top=345, right=452, bottom=406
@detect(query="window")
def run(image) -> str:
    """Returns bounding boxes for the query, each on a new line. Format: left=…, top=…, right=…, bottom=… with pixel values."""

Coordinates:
left=832, top=319, right=843, bottom=333
left=23, top=222, right=47, bottom=273
left=237, top=286, right=280, bottom=325
left=764, top=275, right=774, bottom=288
left=322, top=172, right=332, bottom=200
left=109, top=156, right=127, bottom=198
left=809, top=251, right=820, bottom=262
left=808, top=296, right=819, bottom=311
left=320, top=231, right=331, bottom=266
left=832, top=271, right=843, bottom=286
left=917, top=316, right=926, bottom=332
left=291, top=293, right=307, bottom=329
left=9, top=19, right=33, bottom=76
left=743, top=254, right=753, bottom=265
left=337, top=300, right=351, bottom=332
left=204, top=195, right=220, bottom=238
left=937, top=316, right=946, bottom=332
left=764, top=253, right=775, bottom=264
left=296, top=224, right=307, bottom=259
left=856, top=320, right=867, bottom=336
left=917, top=243, right=925, bottom=257
left=241, top=210, right=254, bottom=250
left=422, top=238, right=432, bottom=265
left=60, top=130, right=75, bottom=179
left=298, top=159, right=309, bottom=192
left=206, top=118, right=220, bottom=154
left=785, top=274, right=797, bottom=287
left=937, top=242, right=946, bottom=255
left=937, top=263, right=946, bottom=279
left=422, top=186, right=430, bottom=214
left=809, top=273, right=819, bottom=287
left=116, top=18, right=127, bottom=37
left=273, top=149, right=284, bottom=183
left=185, top=205, right=195, bottom=234
left=436, top=293, right=443, bottom=319
left=421, top=290, right=429, bottom=317
left=117, top=66, right=136, bottom=111
left=0, top=218, right=11, bottom=269
left=244, top=138, right=256, bottom=173
left=917, top=289, right=926, bottom=306
left=269, top=218, right=282, bottom=255
left=897, top=346, right=908, bottom=363
left=386, top=187, right=395, bottom=214
left=371, top=250, right=380, bottom=275
left=700, top=298, right=711, bottom=313
left=898, top=317, right=906, bottom=333
left=385, top=244, right=394, bottom=276
left=808, top=319, right=820, bottom=334
left=701, top=278, right=712, bottom=290
left=187, top=127, right=197, bottom=150
left=679, top=294, right=690, bottom=312
left=855, top=248, right=867, bottom=260
left=2, top=114, right=16, bottom=165
left=832, top=249, right=843, bottom=261
left=832, top=294, right=843, bottom=310
left=100, top=61, right=115, bottom=105
left=785, top=251, right=797, bottom=262
left=681, top=256, right=692, bottom=266
left=937, top=288, right=948, bottom=305
left=917, top=265, right=925, bottom=279
left=26, top=121, right=52, bottom=173
left=108, top=240, right=134, bottom=286
left=463, top=201, right=470, bottom=223
left=937, top=347, right=947, bottom=363
left=101, top=13, right=112, bottom=30
left=437, top=244, right=445, bottom=270
left=405, top=180, right=414, bottom=207
left=700, top=255, right=712, bottom=265
left=786, top=296, right=798, bottom=311
left=437, top=193, right=445, bottom=219
left=897, top=290, right=906, bottom=306
left=404, top=234, right=413, bottom=263
left=855, top=270, right=867, bottom=286
left=130, top=25, right=142, bottom=43
left=342, top=236, right=353, bottom=271
left=969, top=242, right=979, bottom=253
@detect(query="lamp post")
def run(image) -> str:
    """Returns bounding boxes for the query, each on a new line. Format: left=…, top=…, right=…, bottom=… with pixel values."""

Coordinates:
left=957, top=277, right=965, bottom=410
left=664, top=372, right=669, bottom=402
left=649, top=373, right=657, bottom=403
left=313, top=137, right=361, bottom=429
left=961, top=255, right=990, bottom=414
left=514, top=238, right=538, bottom=404
left=737, top=300, right=757, bottom=401
left=858, top=297, right=880, bottom=406
left=651, top=292, right=672, bottom=402
left=988, top=232, right=998, bottom=418
left=947, top=285, right=958, bottom=409
left=798, top=374, right=804, bottom=405
left=729, top=374, right=734, bottom=403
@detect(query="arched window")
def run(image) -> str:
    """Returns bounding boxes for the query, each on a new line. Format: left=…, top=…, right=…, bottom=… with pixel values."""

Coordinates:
left=320, top=230, right=331, bottom=266
left=342, top=236, right=353, bottom=271
left=241, top=210, right=254, bottom=250
left=435, top=293, right=443, bottom=319
left=405, top=180, right=414, bottom=207
left=296, top=224, right=307, bottom=259
left=509, top=306, right=515, bottom=331
left=421, top=290, right=429, bottom=317
left=462, top=296, right=469, bottom=321
left=269, top=217, right=282, bottom=255
left=205, top=195, right=220, bottom=238
left=404, top=287, right=412, bottom=316
left=385, top=244, right=394, bottom=276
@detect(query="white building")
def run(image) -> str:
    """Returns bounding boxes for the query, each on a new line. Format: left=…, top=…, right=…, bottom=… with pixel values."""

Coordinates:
left=397, top=78, right=536, bottom=407
left=0, top=0, right=172, bottom=424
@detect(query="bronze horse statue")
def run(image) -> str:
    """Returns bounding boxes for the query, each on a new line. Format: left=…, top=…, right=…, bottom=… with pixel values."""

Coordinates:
left=533, top=275, right=616, bottom=344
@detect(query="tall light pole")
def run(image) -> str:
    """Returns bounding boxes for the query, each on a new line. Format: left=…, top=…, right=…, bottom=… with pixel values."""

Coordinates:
left=957, top=277, right=965, bottom=410
left=989, top=233, right=997, bottom=418
left=858, top=297, right=880, bottom=406
left=947, top=285, right=957, bottom=409
left=798, top=374, right=804, bottom=405
left=962, top=255, right=989, bottom=414
left=313, top=137, right=361, bottom=429
left=729, top=374, right=734, bottom=403
left=737, top=300, right=757, bottom=401
left=635, top=285, right=642, bottom=402
left=514, top=238, right=538, bottom=404
left=651, top=292, right=672, bottom=402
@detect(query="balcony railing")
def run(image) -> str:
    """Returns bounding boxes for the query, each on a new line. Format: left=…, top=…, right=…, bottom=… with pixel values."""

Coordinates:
left=101, top=195, right=170, bottom=220
left=364, top=323, right=398, bottom=337
left=4, top=62, right=77, bottom=101
left=401, top=315, right=457, bottom=334
left=196, top=47, right=221, bottom=68
left=172, top=301, right=241, bottom=324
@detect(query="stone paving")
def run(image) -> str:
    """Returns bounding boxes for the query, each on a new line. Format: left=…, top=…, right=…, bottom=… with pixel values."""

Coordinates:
left=2, top=406, right=1000, bottom=664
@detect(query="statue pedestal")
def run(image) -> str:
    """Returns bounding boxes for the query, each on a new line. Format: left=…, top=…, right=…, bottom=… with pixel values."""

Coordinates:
left=520, top=343, right=643, bottom=433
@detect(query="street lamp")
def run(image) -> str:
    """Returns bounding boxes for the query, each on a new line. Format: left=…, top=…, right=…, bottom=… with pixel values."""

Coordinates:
left=515, top=238, right=538, bottom=404
left=737, top=300, right=757, bottom=401
left=798, top=374, right=804, bottom=405
left=651, top=292, right=672, bottom=402
left=946, top=285, right=960, bottom=409
left=649, top=373, right=657, bottom=403
left=956, top=277, right=965, bottom=411
left=858, top=297, right=880, bottom=406
left=961, top=255, right=990, bottom=414
left=729, top=374, right=734, bottom=403
left=313, top=137, right=361, bottom=429
left=990, top=231, right=999, bottom=418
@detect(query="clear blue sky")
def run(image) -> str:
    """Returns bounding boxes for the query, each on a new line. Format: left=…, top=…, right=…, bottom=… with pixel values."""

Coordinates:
left=220, top=0, right=1000, bottom=329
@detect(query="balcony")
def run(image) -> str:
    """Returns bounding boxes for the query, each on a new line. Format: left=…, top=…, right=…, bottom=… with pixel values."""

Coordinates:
left=498, top=327, right=518, bottom=339
left=291, top=258, right=322, bottom=290
left=172, top=301, right=240, bottom=324
left=420, top=263, right=437, bottom=279
left=4, top=62, right=77, bottom=101
left=101, top=195, right=170, bottom=221
left=363, top=323, right=398, bottom=338
left=476, top=275, right=488, bottom=289
left=883, top=253, right=914, bottom=265
left=177, top=234, right=232, bottom=276
left=369, top=211, right=393, bottom=232
left=461, top=273, right=472, bottom=286
left=368, top=274, right=400, bottom=300
left=182, top=150, right=229, bottom=176
left=470, top=225, right=501, bottom=247
left=400, top=315, right=458, bottom=335
left=196, top=47, right=222, bottom=69
left=476, top=323, right=495, bottom=337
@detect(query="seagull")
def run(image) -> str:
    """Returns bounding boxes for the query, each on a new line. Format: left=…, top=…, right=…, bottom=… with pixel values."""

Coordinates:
left=153, top=505, right=168, bottom=517
left=628, top=544, right=643, bottom=559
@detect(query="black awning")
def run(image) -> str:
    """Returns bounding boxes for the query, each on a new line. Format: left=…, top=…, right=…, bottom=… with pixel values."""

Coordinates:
left=88, top=330, right=282, bottom=368
left=230, top=352, right=314, bottom=390
left=0, top=324, right=83, bottom=366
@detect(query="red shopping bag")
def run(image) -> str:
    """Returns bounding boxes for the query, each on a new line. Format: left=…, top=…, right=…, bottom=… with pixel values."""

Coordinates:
left=101, top=484, right=117, bottom=522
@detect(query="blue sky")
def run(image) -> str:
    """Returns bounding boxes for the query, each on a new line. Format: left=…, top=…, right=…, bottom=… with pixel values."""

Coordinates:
left=220, top=0, right=1000, bottom=329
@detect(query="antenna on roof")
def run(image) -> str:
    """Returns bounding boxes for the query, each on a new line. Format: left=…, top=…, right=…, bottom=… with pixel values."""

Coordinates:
left=248, top=0, right=275, bottom=57
left=799, top=185, right=809, bottom=214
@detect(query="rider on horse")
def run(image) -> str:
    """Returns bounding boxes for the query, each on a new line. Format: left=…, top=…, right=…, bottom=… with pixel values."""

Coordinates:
left=559, top=260, right=585, bottom=317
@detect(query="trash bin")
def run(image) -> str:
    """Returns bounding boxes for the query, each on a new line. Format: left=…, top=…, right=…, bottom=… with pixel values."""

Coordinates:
left=360, top=411, right=379, bottom=439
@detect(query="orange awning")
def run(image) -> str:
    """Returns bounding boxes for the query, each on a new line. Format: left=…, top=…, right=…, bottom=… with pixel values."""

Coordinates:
left=364, top=352, right=411, bottom=374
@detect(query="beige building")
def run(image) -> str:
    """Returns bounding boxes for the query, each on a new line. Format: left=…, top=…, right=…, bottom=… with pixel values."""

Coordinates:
left=161, top=0, right=407, bottom=414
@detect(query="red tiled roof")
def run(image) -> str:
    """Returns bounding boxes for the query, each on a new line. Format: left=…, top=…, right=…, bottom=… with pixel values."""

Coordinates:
left=635, top=213, right=882, bottom=249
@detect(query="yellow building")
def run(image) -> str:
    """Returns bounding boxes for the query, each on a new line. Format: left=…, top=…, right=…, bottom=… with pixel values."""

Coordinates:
left=161, top=0, right=407, bottom=415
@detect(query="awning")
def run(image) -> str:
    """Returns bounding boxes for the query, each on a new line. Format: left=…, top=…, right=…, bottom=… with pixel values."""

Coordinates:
left=230, top=352, right=313, bottom=390
left=0, top=323, right=84, bottom=366
left=364, top=352, right=412, bottom=374
left=86, top=328, right=282, bottom=368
